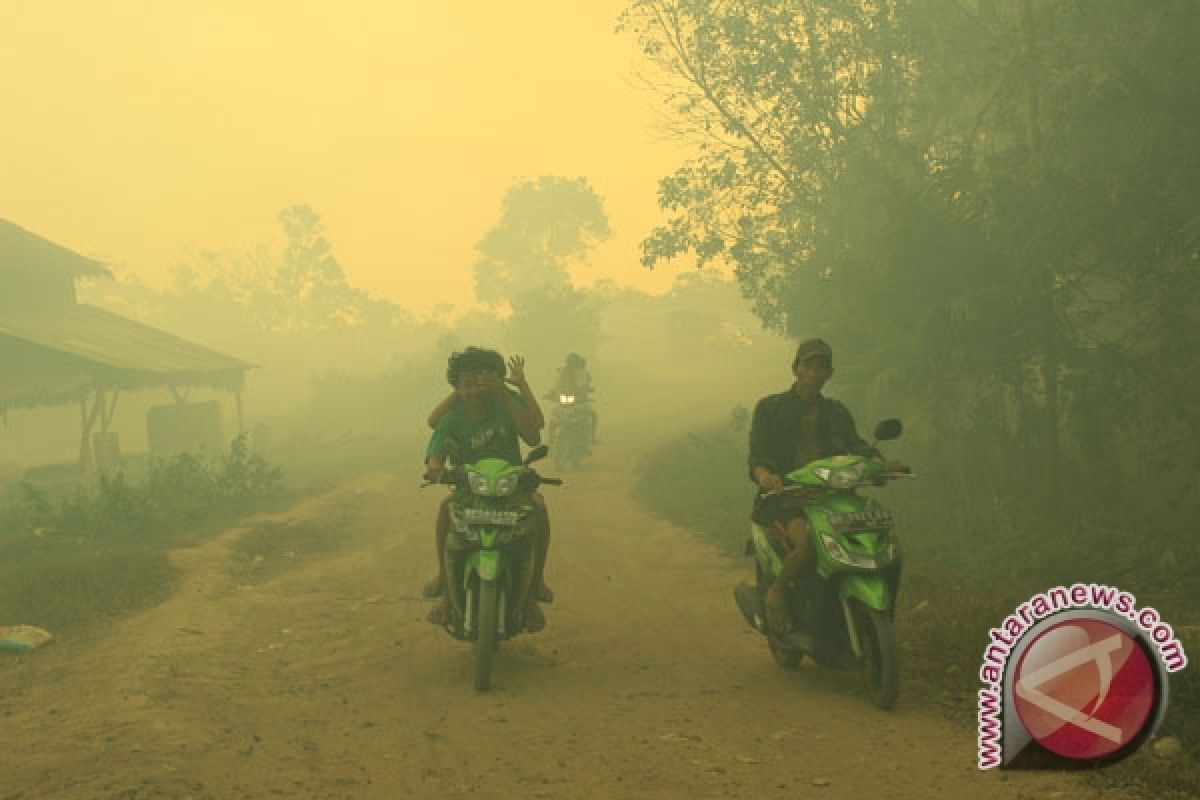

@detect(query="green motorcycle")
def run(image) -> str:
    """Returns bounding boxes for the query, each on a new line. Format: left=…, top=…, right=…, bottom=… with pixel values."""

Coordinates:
left=428, top=445, right=560, bottom=691
left=735, top=419, right=911, bottom=709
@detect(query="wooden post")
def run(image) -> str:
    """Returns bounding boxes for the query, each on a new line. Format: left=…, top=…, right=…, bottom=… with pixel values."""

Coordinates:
left=100, top=388, right=119, bottom=433
left=78, top=386, right=102, bottom=473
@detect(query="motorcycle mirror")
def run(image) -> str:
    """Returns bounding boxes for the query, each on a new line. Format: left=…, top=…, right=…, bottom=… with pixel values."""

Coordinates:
left=873, top=418, right=903, bottom=441
left=523, top=445, right=549, bottom=465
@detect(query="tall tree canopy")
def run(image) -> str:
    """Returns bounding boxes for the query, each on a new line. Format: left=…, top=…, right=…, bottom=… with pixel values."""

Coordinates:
left=473, top=176, right=612, bottom=368
left=473, top=176, right=612, bottom=306
left=622, top=0, right=1200, bottom=506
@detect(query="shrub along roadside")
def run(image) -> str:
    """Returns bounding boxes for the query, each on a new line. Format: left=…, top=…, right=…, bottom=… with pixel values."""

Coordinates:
left=0, top=435, right=284, bottom=637
left=634, top=420, right=1198, bottom=796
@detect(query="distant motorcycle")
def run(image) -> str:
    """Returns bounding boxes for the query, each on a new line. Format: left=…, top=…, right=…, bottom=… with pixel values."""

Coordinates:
left=551, top=392, right=592, bottom=470
left=735, top=419, right=912, bottom=709
left=425, top=445, right=561, bottom=691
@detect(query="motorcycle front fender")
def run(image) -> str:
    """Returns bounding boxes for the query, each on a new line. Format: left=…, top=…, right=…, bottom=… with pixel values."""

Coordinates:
left=837, top=574, right=894, bottom=658
left=466, top=548, right=501, bottom=582
left=837, top=573, right=893, bottom=613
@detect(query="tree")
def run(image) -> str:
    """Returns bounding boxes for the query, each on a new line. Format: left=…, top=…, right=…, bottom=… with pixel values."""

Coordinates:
left=619, top=0, right=914, bottom=331
left=473, top=176, right=612, bottom=306
left=622, top=0, right=1200, bottom=512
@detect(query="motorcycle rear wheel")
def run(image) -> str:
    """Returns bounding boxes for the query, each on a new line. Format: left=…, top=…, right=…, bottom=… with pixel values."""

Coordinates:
left=475, top=580, right=499, bottom=692
left=852, top=601, right=899, bottom=710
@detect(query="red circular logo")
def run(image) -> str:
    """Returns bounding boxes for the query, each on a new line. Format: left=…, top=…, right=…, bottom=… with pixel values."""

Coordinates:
left=1013, top=617, right=1156, bottom=760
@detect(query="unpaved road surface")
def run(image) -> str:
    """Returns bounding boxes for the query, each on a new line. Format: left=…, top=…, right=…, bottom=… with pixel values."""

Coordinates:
left=2, top=425, right=1136, bottom=799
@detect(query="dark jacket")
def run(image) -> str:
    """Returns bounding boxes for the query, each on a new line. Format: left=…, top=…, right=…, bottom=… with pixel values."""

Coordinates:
left=747, top=389, right=878, bottom=483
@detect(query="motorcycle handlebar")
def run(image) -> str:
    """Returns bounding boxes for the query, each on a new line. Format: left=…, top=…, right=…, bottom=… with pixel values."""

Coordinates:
left=420, top=468, right=565, bottom=489
left=755, top=470, right=916, bottom=499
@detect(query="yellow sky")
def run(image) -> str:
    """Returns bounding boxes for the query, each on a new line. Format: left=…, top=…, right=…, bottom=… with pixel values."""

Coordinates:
left=0, top=0, right=695, bottom=314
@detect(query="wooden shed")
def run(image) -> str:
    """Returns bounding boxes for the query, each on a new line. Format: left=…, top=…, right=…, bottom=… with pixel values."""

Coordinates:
left=0, top=219, right=254, bottom=470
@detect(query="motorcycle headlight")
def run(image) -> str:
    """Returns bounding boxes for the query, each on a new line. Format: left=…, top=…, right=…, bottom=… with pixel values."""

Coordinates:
left=820, top=532, right=851, bottom=563
left=467, top=471, right=491, bottom=496
left=559, top=394, right=576, bottom=405
left=813, top=464, right=864, bottom=490
left=494, top=473, right=519, bottom=497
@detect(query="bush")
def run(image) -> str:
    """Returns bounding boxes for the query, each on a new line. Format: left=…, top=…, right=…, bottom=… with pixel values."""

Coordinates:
left=633, top=417, right=1199, bottom=795
left=0, top=436, right=284, bottom=636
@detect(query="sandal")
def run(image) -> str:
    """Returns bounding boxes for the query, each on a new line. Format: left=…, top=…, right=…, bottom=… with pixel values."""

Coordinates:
left=523, top=604, right=546, bottom=633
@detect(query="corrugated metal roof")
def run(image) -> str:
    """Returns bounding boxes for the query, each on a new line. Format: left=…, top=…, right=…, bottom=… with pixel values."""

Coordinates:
left=0, top=304, right=253, bottom=373
left=0, top=304, right=253, bottom=409
left=0, top=219, right=111, bottom=278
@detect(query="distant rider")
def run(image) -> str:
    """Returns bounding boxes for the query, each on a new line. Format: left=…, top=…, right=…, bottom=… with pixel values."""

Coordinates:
left=546, top=352, right=599, bottom=445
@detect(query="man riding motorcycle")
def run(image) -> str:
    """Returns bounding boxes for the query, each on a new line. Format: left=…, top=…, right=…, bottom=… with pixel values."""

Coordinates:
left=748, top=338, right=904, bottom=635
left=422, top=347, right=553, bottom=630
left=546, top=352, right=599, bottom=445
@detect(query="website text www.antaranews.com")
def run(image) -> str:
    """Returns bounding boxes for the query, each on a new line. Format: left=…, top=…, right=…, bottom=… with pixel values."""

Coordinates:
left=976, top=583, right=1188, bottom=769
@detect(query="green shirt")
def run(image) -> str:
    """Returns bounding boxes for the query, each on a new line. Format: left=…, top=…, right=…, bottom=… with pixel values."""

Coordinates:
left=424, top=391, right=524, bottom=465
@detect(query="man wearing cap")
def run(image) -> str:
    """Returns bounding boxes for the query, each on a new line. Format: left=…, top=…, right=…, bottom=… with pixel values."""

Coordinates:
left=747, top=338, right=889, bottom=635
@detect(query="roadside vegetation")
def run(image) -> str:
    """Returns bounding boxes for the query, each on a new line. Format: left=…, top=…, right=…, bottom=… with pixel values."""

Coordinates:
left=634, top=418, right=1199, bottom=798
left=0, top=435, right=283, bottom=636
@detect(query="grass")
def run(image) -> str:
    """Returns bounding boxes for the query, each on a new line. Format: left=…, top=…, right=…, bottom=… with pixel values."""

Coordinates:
left=228, top=518, right=354, bottom=584
left=633, top=419, right=1199, bottom=797
left=0, top=539, right=179, bottom=636
left=0, top=430, right=420, bottom=642
left=0, top=426, right=424, bottom=650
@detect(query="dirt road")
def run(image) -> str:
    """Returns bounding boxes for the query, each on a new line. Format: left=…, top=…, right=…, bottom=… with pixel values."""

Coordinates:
left=1, top=423, right=1134, bottom=799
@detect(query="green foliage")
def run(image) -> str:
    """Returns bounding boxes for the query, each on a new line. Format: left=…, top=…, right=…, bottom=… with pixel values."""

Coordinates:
left=623, top=1, right=1200, bottom=637
left=506, top=285, right=607, bottom=371
left=632, top=418, right=754, bottom=555
left=0, top=437, right=285, bottom=635
left=635, top=420, right=1200, bottom=791
left=0, top=543, right=177, bottom=635
left=76, top=205, right=438, bottom=418
left=0, top=435, right=283, bottom=543
left=473, top=176, right=612, bottom=305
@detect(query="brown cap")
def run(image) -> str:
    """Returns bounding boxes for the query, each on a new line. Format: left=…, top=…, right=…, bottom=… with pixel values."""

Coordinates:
left=793, top=338, right=833, bottom=366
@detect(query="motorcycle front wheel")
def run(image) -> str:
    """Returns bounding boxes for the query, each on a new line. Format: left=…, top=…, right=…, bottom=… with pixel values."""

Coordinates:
left=852, top=601, right=899, bottom=710
left=475, top=580, right=498, bottom=692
